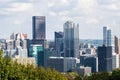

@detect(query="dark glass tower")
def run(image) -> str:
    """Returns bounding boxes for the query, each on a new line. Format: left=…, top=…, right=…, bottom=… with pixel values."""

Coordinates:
left=98, top=45, right=112, bottom=72
left=63, top=21, right=79, bottom=58
left=32, top=16, right=46, bottom=39
left=32, top=16, right=46, bottom=67
left=55, top=32, right=64, bottom=57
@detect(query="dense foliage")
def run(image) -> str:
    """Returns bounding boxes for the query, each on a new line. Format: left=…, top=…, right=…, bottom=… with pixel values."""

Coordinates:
left=74, top=70, right=120, bottom=80
left=0, top=50, right=67, bottom=80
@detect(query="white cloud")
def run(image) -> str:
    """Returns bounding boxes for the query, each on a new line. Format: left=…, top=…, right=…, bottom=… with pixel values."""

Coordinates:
left=0, top=0, right=12, bottom=3
left=58, top=11, right=69, bottom=16
left=4, top=3, right=33, bottom=12
left=61, top=0, right=68, bottom=4
left=13, top=20, right=23, bottom=24
left=100, top=3, right=120, bottom=11
left=86, top=18, right=99, bottom=25
left=49, top=11, right=57, bottom=16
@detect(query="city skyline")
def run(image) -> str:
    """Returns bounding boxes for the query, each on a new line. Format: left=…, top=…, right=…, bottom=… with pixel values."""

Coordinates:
left=0, top=0, right=120, bottom=40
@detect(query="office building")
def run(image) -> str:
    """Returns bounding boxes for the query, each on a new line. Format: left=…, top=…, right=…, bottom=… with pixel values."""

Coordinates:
left=5, top=40, right=15, bottom=50
left=55, top=32, right=64, bottom=57
left=16, top=46, right=28, bottom=58
left=115, top=36, right=120, bottom=54
left=32, top=16, right=46, bottom=67
left=29, top=45, right=45, bottom=67
left=4, top=46, right=28, bottom=58
left=10, top=33, right=27, bottom=40
left=75, top=66, right=91, bottom=75
left=32, top=39, right=46, bottom=48
left=103, top=26, right=108, bottom=46
left=47, top=57, right=64, bottom=72
left=12, top=57, right=36, bottom=67
left=98, top=45, right=112, bottom=72
left=47, top=57, right=77, bottom=72
left=80, top=54, right=98, bottom=72
left=103, top=26, right=114, bottom=52
left=63, top=21, right=79, bottom=57
left=32, top=16, right=46, bottom=39
left=112, top=53, right=119, bottom=70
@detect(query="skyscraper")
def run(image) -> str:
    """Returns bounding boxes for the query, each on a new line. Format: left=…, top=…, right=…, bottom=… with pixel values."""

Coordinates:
left=103, top=26, right=114, bottom=52
left=103, top=26, right=107, bottom=46
left=32, top=16, right=46, bottom=39
left=63, top=21, right=79, bottom=57
left=55, top=32, right=64, bottom=57
left=115, top=36, right=120, bottom=54
left=32, top=16, right=46, bottom=67
left=98, top=45, right=112, bottom=72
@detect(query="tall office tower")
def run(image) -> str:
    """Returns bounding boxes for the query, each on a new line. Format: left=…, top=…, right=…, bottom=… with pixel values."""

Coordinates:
left=55, top=32, right=64, bottom=57
left=115, top=36, right=120, bottom=54
left=32, top=16, right=46, bottom=39
left=107, top=29, right=112, bottom=46
left=32, top=16, right=46, bottom=67
left=103, top=26, right=111, bottom=46
left=103, top=26, right=107, bottom=46
left=98, top=45, right=112, bottom=72
left=63, top=21, right=79, bottom=57
left=103, top=26, right=115, bottom=52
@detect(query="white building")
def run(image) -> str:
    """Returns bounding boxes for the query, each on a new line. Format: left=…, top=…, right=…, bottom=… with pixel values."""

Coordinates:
left=112, top=53, right=119, bottom=70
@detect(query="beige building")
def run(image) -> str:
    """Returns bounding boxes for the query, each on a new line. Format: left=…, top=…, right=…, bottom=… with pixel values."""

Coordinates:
left=12, top=57, right=36, bottom=67
left=115, top=36, right=120, bottom=54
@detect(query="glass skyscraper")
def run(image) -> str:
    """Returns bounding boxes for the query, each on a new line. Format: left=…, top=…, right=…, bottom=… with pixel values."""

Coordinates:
left=32, top=16, right=46, bottom=39
left=103, top=26, right=114, bottom=52
left=55, top=32, right=64, bottom=57
left=98, top=45, right=112, bottom=72
left=63, top=21, right=79, bottom=58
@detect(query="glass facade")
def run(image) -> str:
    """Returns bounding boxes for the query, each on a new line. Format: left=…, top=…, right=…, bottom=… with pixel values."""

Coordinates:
left=103, top=26, right=114, bottom=52
left=63, top=21, right=79, bottom=57
left=55, top=32, right=64, bottom=57
left=32, top=16, right=46, bottom=39
left=98, top=46, right=112, bottom=72
left=29, top=45, right=44, bottom=67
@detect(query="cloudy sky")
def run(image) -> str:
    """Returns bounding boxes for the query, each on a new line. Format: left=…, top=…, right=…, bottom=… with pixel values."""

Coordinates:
left=0, top=0, right=120, bottom=40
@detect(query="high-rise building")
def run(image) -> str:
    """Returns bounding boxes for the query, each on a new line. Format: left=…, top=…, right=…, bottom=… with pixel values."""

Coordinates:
left=103, top=27, right=107, bottom=46
left=32, top=16, right=46, bottom=39
left=112, top=53, right=119, bottom=70
left=103, top=26, right=114, bottom=52
left=63, top=21, right=79, bottom=57
left=55, top=32, right=64, bottom=57
left=115, top=36, right=120, bottom=54
left=98, top=45, right=112, bottom=72
left=32, top=16, right=46, bottom=67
